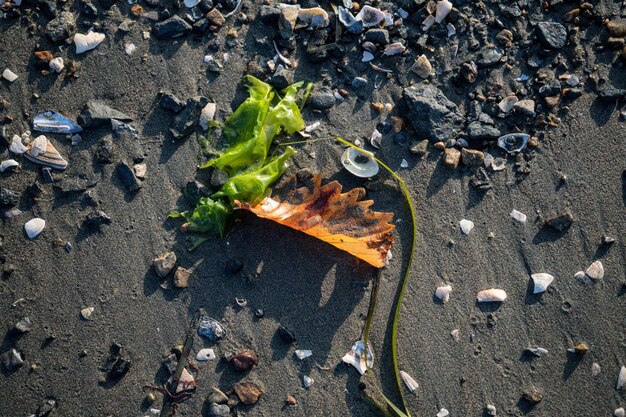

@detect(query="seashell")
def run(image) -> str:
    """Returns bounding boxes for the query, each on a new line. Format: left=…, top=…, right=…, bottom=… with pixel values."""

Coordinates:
left=199, top=102, right=216, bottom=131
left=0, top=159, right=19, bottom=173
left=341, top=147, right=379, bottom=178
left=10, top=135, right=28, bottom=154
left=295, top=349, right=312, bottom=360
left=383, top=42, right=406, bottom=56
left=492, top=157, right=506, bottom=171
left=342, top=340, right=373, bottom=375
left=74, top=32, right=106, bottom=54
left=400, top=159, right=408, bottom=168
left=49, top=57, right=64, bottom=73
left=531, top=273, right=554, bottom=294
left=198, top=316, right=227, bottom=341
left=591, top=362, right=601, bottom=376
left=411, top=54, right=432, bottom=79
left=305, top=122, right=320, bottom=133
left=422, top=15, right=436, bottom=31
left=477, top=288, right=507, bottom=302
left=230, top=350, right=258, bottom=372
left=435, top=285, right=452, bottom=302
left=338, top=6, right=362, bottom=33
left=33, top=111, right=82, bottom=134
left=447, top=23, right=456, bottom=37
left=24, top=136, right=68, bottom=170
left=618, top=366, right=626, bottom=390
left=124, top=43, right=136, bottom=55
left=298, top=7, right=329, bottom=29
left=370, top=129, right=382, bottom=148
left=498, top=95, right=518, bottom=113
left=196, top=348, right=216, bottom=361
left=184, top=0, right=200, bottom=7
left=437, top=408, right=450, bottom=417
left=525, top=347, right=548, bottom=357
left=80, top=306, right=94, bottom=319
left=176, top=368, right=195, bottom=393
left=435, top=0, right=452, bottom=24
left=362, top=51, right=374, bottom=62
left=2, top=69, right=18, bottom=82
left=400, top=370, right=419, bottom=393
left=510, top=209, right=527, bottom=223
left=24, top=218, right=45, bottom=239
left=585, top=260, right=604, bottom=280
left=303, top=375, right=314, bottom=388
left=615, top=408, right=625, bottom=417
left=355, top=5, right=387, bottom=28
left=362, top=41, right=377, bottom=53
left=459, top=219, right=474, bottom=235
left=498, top=133, right=529, bottom=154
left=450, top=329, right=460, bottom=341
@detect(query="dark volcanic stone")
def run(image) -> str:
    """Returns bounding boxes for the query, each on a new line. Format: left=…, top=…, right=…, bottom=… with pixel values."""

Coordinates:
left=170, top=97, right=208, bottom=139
left=109, top=356, right=131, bottom=381
left=45, top=11, right=76, bottom=42
left=82, top=2, right=98, bottom=19
left=95, top=138, right=114, bottom=163
left=83, top=210, right=112, bottom=229
left=351, top=76, right=368, bottom=90
left=544, top=209, right=574, bottom=232
left=193, top=18, right=210, bottom=33
left=308, top=88, right=335, bottom=110
left=536, top=22, right=567, bottom=49
left=153, top=16, right=192, bottom=39
left=364, top=28, right=389, bottom=45
left=269, top=66, right=293, bottom=90
left=39, top=0, right=58, bottom=19
left=160, top=92, right=185, bottom=113
left=1, top=348, right=24, bottom=371
left=260, top=5, right=280, bottom=23
left=225, top=258, right=243, bottom=274
left=403, top=84, right=465, bottom=142
left=277, top=325, right=296, bottom=343
left=466, top=121, right=500, bottom=141
left=598, top=86, right=626, bottom=102
left=0, top=187, right=19, bottom=207
left=199, top=0, right=214, bottom=13
left=79, top=101, right=132, bottom=128
left=539, top=80, right=561, bottom=97
left=116, top=161, right=142, bottom=192
left=476, top=47, right=503, bottom=67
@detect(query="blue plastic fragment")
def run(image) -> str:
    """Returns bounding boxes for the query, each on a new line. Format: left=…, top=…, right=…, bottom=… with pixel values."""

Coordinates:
left=197, top=316, right=226, bottom=342
left=33, top=111, right=83, bottom=134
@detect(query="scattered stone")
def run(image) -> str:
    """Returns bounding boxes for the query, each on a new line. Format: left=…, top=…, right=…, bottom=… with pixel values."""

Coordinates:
left=45, top=11, right=76, bottom=42
left=207, top=9, right=225, bottom=30
left=80, top=307, right=95, bottom=320
left=79, top=101, right=132, bottom=128
left=279, top=5, right=299, bottom=39
left=160, top=92, right=185, bottom=113
left=364, top=28, right=389, bottom=45
left=133, top=163, right=147, bottom=179
left=410, top=140, right=429, bottom=156
left=83, top=210, right=111, bottom=229
left=0, top=187, right=19, bottom=207
left=531, top=273, right=554, bottom=294
left=476, top=47, right=503, bottom=67
left=309, top=88, right=335, bottom=110
left=153, top=252, right=177, bottom=278
left=618, top=366, right=626, bottom=390
left=443, top=148, right=461, bottom=169
left=233, top=382, right=264, bottom=405
left=13, top=317, right=32, bottom=334
left=467, top=121, right=501, bottom=141
left=198, top=316, right=227, bottom=341
left=615, top=408, right=625, bottom=417
left=196, top=349, right=216, bottom=362
left=303, top=375, right=314, bottom=388
left=230, top=350, right=258, bottom=372
left=170, top=97, right=208, bottom=139
left=403, top=84, right=465, bottom=142
left=208, top=403, right=230, bottom=417
left=585, top=260, right=604, bottom=281
left=459, top=219, right=474, bottom=235
left=116, top=160, right=142, bottom=192
left=95, top=138, right=114, bottom=163
left=173, top=267, right=191, bottom=288
left=513, top=99, right=535, bottom=116
left=1, top=348, right=24, bottom=371
left=278, top=325, right=296, bottom=343
left=522, top=388, right=543, bottom=405
left=544, top=209, right=574, bottom=232
left=351, top=76, right=368, bottom=90
left=461, top=148, right=484, bottom=167
left=411, top=54, right=432, bottom=78
left=153, top=16, right=192, bottom=39
left=536, top=22, right=567, bottom=49
left=607, top=19, right=626, bottom=37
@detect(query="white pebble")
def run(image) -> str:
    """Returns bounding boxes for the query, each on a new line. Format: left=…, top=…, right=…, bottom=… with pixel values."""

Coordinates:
left=591, top=362, right=601, bottom=376
left=618, top=366, right=626, bottom=390
left=437, top=408, right=450, bottom=417
left=510, top=209, right=527, bottom=223
left=295, top=349, right=313, bottom=360
left=459, top=219, right=474, bottom=235
left=49, top=57, right=64, bottom=73
left=400, top=159, right=409, bottom=169
left=24, top=218, right=45, bottom=239
left=196, top=348, right=216, bottom=361
left=125, top=43, right=136, bottom=55
left=615, top=407, right=625, bottom=417
left=303, top=375, right=314, bottom=388
left=2, top=69, right=18, bottom=82
left=435, top=285, right=452, bottom=303
left=450, top=329, right=460, bottom=341
left=80, top=307, right=94, bottom=319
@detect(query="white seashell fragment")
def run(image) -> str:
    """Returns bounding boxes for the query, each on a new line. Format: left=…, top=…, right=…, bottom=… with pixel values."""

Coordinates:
left=80, top=307, right=94, bottom=319
left=450, top=329, right=460, bottom=341
left=585, top=260, right=604, bottom=281
left=400, top=370, right=419, bottom=393
left=355, top=5, right=387, bottom=28
left=591, top=362, right=601, bottom=376
left=400, top=159, right=409, bottom=169
left=176, top=368, right=195, bottom=393
left=49, top=57, right=64, bottom=73
left=124, top=43, right=136, bottom=55
left=435, top=0, right=452, bottom=23
left=492, top=157, right=506, bottom=171
left=2, top=69, right=18, bottom=82
left=447, top=23, right=456, bottom=37
left=0, top=159, right=19, bottom=172
left=342, top=340, right=373, bottom=375
left=24, top=218, right=45, bottom=239
left=486, top=405, right=497, bottom=415
left=498, top=95, right=518, bottom=113
left=617, top=366, right=626, bottom=390
left=305, top=122, right=320, bottom=133
left=370, top=129, right=382, bottom=148
left=510, top=209, right=527, bottom=223
left=184, top=0, right=200, bottom=7
left=298, top=7, right=330, bottom=29
left=483, top=152, right=494, bottom=168
left=459, top=219, right=474, bottom=235
left=531, top=273, right=554, bottom=294
left=341, top=147, right=379, bottom=178
left=411, top=54, right=432, bottom=78
left=199, top=103, right=216, bottom=131
left=303, top=375, right=314, bottom=388
left=295, top=349, right=312, bottom=360
left=615, top=408, right=625, bottom=417
left=74, top=32, right=106, bottom=54
left=196, top=348, right=216, bottom=361
left=383, top=42, right=406, bottom=56
left=10, top=135, right=28, bottom=154
left=437, top=408, right=450, bottom=417
left=435, top=285, right=452, bottom=302
left=422, top=15, right=436, bottom=31
left=362, top=51, right=374, bottom=62
left=29, top=135, right=48, bottom=157
left=477, top=288, right=507, bottom=302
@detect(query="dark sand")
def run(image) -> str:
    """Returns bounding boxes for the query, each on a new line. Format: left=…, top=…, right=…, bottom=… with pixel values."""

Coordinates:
left=1, top=1, right=625, bottom=416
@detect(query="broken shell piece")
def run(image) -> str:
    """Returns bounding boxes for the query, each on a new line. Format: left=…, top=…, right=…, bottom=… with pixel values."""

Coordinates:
left=411, top=55, right=432, bottom=79
left=24, top=136, right=68, bottom=170
left=400, top=159, right=408, bottom=169
left=338, top=6, right=361, bottom=32
left=383, top=42, right=406, bottom=56
left=510, top=209, right=527, bottom=223
left=531, top=273, right=554, bottom=294
left=199, top=102, right=216, bottom=131
left=370, top=129, right=382, bottom=149
left=447, top=23, right=456, bottom=37
left=498, top=133, right=529, bottom=154
left=124, top=43, right=136, bottom=55
left=477, top=288, right=507, bottom=302
left=342, top=340, right=373, bottom=375
left=525, top=347, right=548, bottom=357
left=435, top=0, right=452, bottom=23
left=196, top=348, right=216, bottom=361
left=585, top=260, right=604, bottom=281
left=304, top=122, right=320, bottom=133
left=459, top=219, right=474, bottom=235
left=2, top=69, right=18, bottom=82
left=184, top=0, right=200, bottom=7
left=0, top=159, right=19, bottom=173
left=567, top=342, right=589, bottom=354
left=400, top=370, right=419, bottom=393
left=49, top=57, right=64, bottom=73
left=616, top=408, right=625, bottom=417
left=617, top=366, right=626, bottom=390
left=295, top=349, right=312, bottom=360
left=362, top=51, right=374, bottom=62
left=80, top=307, right=94, bottom=320
left=303, top=375, right=314, bottom=388
left=33, top=111, right=83, bottom=134
left=498, top=96, right=518, bottom=113
left=591, top=362, right=601, bottom=376
left=341, top=147, right=379, bottom=178
left=10, top=135, right=28, bottom=155
left=435, top=285, right=452, bottom=302
left=74, top=32, right=106, bottom=54
left=422, top=15, right=436, bottom=31
left=298, top=7, right=330, bottom=29
left=437, top=408, right=450, bottom=417
left=355, top=5, right=388, bottom=28
left=450, top=329, right=460, bottom=341
left=492, top=157, right=506, bottom=171
left=176, top=368, right=195, bottom=393
left=24, top=218, right=45, bottom=239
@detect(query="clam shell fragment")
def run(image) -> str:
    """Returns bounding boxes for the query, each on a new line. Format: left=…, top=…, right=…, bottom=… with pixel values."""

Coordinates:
left=383, top=42, right=406, bottom=56
left=531, top=273, right=554, bottom=294
left=411, top=55, right=432, bottom=79
left=355, top=5, right=389, bottom=28
left=477, top=288, right=507, bottom=302
left=510, top=209, right=527, bottom=223
left=459, top=219, right=474, bottom=235
left=435, top=0, right=452, bottom=23
left=341, top=147, right=379, bottom=178
left=422, top=15, right=436, bottom=31
left=24, top=218, right=45, bottom=239
left=585, top=260, right=604, bottom=281
left=400, top=370, right=419, bottom=393
left=342, top=340, right=373, bottom=375
left=24, top=136, right=68, bottom=170
left=0, top=159, right=19, bottom=172
left=617, top=366, right=626, bottom=390
left=435, top=285, right=452, bottom=302
left=74, top=32, right=106, bottom=54
left=2, top=69, right=18, bottom=82
left=498, top=95, right=519, bottom=113
left=199, top=102, right=216, bottom=131
left=10, top=135, right=28, bottom=155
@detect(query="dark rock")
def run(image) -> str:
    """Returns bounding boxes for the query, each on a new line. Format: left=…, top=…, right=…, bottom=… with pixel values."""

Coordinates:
left=82, top=2, right=98, bottom=19
left=538, top=80, right=561, bottom=97
left=410, top=140, right=429, bottom=156
left=544, top=209, right=574, bottom=232
left=279, top=5, right=298, bottom=39
left=598, top=86, right=626, bottom=102
left=13, top=317, right=32, bottom=334
left=470, top=167, right=492, bottom=191
left=277, top=325, right=296, bottom=343
left=36, top=399, right=57, bottom=416
left=183, top=180, right=210, bottom=206
left=208, top=403, right=230, bottom=417
left=1, top=348, right=24, bottom=371
left=153, top=16, right=192, bottom=39
left=210, top=169, right=229, bottom=189
left=460, top=61, right=478, bottom=83
left=159, top=91, right=185, bottom=113
left=83, top=210, right=112, bottom=229
left=170, top=97, right=208, bottom=139
left=154, top=252, right=177, bottom=278
left=45, top=11, right=76, bottom=42
left=41, top=167, right=54, bottom=184
left=0, top=187, right=19, bottom=207
left=230, top=350, right=258, bottom=372
left=522, top=388, right=543, bottom=405
left=193, top=18, right=210, bottom=33
left=39, top=0, right=58, bottom=19
left=116, top=160, right=142, bottom=192
left=199, top=0, right=215, bottom=13
left=198, top=316, right=227, bottom=341
left=476, top=47, right=503, bottom=68
left=461, top=148, right=485, bottom=167
left=254, top=309, right=264, bottom=318
left=403, top=84, right=465, bottom=142
left=163, top=353, right=178, bottom=374
left=536, top=22, right=567, bottom=49
left=54, top=177, right=98, bottom=193
left=225, top=258, right=243, bottom=274
left=269, top=66, right=293, bottom=90
left=109, top=355, right=131, bottom=381
left=79, top=101, right=132, bottom=128
left=351, top=76, right=368, bottom=90
left=466, top=121, right=501, bottom=141
left=308, top=88, right=335, bottom=110
left=95, top=138, right=114, bottom=163
left=259, top=5, right=280, bottom=24
left=364, top=28, right=389, bottom=45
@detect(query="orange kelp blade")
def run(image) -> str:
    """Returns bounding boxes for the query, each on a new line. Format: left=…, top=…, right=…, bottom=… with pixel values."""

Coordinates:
left=235, top=174, right=394, bottom=268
